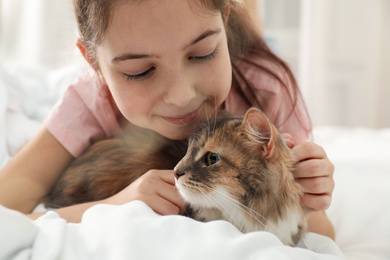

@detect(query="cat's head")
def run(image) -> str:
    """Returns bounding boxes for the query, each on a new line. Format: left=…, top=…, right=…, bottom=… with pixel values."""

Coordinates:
left=174, top=108, right=304, bottom=238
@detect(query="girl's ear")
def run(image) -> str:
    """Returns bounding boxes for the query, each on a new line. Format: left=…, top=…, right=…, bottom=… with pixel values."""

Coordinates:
left=224, top=4, right=231, bottom=21
left=76, top=38, right=107, bottom=84
left=76, top=38, right=97, bottom=69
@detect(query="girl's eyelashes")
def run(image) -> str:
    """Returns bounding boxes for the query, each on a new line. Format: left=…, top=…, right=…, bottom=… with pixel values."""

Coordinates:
left=124, top=66, right=155, bottom=81
left=123, top=49, right=217, bottom=81
left=189, top=49, right=218, bottom=62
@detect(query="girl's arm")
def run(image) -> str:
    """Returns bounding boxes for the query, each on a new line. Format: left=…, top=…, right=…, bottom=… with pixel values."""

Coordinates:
left=0, top=127, right=73, bottom=213
left=0, top=127, right=186, bottom=222
left=307, top=211, right=335, bottom=240
left=28, top=200, right=102, bottom=223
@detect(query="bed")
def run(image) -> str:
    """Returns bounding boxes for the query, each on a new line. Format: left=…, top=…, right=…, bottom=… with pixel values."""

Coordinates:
left=1, top=65, right=389, bottom=260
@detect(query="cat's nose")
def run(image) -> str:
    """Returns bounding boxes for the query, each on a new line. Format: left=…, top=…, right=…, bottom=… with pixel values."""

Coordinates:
left=174, top=170, right=185, bottom=179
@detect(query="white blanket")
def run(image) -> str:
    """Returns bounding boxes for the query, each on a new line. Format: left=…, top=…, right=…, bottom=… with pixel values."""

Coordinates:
left=1, top=65, right=389, bottom=259
left=1, top=202, right=342, bottom=260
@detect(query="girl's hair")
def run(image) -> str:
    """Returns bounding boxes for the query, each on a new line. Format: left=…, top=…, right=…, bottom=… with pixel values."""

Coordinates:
left=72, top=0, right=311, bottom=132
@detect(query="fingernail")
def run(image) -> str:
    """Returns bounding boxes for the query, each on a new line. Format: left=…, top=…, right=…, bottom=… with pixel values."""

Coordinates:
left=284, top=136, right=295, bottom=148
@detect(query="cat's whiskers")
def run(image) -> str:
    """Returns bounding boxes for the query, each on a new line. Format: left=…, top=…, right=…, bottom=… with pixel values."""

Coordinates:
left=209, top=187, right=277, bottom=233
left=190, top=184, right=222, bottom=220
left=186, top=182, right=241, bottom=224
left=178, top=120, right=189, bottom=127
left=196, top=183, right=259, bottom=231
left=213, top=95, right=218, bottom=134
left=204, top=101, right=211, bottom=139
left=211, top=188, right=267, bottom=229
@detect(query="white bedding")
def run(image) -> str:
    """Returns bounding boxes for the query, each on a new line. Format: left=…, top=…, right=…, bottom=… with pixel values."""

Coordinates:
left=1, top=66, right=389, bottom=259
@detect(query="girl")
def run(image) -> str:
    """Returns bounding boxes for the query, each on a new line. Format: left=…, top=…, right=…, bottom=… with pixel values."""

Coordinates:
left=0, top=0, right=335, bottom=239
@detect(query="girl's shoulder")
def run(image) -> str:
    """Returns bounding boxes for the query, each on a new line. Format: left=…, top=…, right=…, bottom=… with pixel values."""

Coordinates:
left=63, top=70, right=120, bottom=126
left=44, top=70, right=123, bottom=157
left=72, top=70, right=111, bottom=102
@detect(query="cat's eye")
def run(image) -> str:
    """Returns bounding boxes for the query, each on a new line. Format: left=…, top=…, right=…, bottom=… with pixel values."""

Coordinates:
left=206, top=152, right=220, bottom=166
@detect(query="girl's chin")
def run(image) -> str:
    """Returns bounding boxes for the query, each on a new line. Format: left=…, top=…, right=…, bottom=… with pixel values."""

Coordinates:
left=159, top=127, right=195, bottom=140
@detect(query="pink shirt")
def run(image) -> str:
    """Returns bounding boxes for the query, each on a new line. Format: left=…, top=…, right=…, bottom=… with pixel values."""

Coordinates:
left=45, top=61, right=311, bottom=157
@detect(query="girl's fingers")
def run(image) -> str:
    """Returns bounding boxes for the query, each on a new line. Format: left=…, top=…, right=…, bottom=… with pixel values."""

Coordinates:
left=281, top=133, right=295, bottom=148
left=141, top=170, right=186, bottom=215
left=302, top=193, right=332, bottom=212
left=112, top=169, right=186, bottom=216
left=292, top=142, right=327, bottom=162
left=295, top=176, right=334, bottom=195
left=156, top=171, right=187, bottom=215
left=290, top=142, right=335, bottom=211
left=293, top=158, right=334, bottom=179
left=146, top=193, right=184, bottom=216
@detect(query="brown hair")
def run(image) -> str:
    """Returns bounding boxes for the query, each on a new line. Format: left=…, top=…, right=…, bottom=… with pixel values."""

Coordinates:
left=72, top=0, right=311, bottom=132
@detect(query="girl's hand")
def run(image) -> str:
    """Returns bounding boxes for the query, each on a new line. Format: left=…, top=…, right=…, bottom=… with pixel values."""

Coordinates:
left=283, top=134, right=335, bottom=211
left=103, top=170, right=186, bottom=216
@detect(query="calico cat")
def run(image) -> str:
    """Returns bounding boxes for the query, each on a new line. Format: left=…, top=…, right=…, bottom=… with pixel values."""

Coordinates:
left=44, top=108, right=307, bottom=245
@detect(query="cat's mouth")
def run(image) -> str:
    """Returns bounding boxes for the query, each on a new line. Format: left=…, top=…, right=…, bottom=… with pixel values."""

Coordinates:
left=174, top=176, right=218, bottom=209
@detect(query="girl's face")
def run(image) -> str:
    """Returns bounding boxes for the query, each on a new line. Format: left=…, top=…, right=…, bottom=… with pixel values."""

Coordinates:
left=95, top=0, right=232, bottom=139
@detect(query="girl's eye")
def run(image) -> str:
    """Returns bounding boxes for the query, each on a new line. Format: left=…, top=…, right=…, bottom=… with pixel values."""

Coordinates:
left=124, top=66, right=155, bottom=81
left=206, top=152, right=220, bottom=166
left=189, top=49, right=217, bottom=62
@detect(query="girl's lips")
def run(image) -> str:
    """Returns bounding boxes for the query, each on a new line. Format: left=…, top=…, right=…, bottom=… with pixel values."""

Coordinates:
left=162, top=106, right=202, bottom=125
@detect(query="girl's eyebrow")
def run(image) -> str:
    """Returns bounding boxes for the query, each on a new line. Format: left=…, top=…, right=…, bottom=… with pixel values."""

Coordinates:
left=185, top=28, right=221, bottom=50
left=111, top=28, right=221, bottom=63
left=112, top=54, right=153, bottom=63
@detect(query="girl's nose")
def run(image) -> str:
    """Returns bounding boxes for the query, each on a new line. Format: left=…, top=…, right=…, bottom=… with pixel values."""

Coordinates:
left=163, top=70, right=196, bottom=108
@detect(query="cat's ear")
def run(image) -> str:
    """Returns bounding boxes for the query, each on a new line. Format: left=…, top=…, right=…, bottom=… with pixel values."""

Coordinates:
left=241, top=108, right=277, bottom=158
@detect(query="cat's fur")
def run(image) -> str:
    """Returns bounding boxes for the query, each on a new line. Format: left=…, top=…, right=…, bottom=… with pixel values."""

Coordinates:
left=44, top=108, right=307, bottom=245
left=44, top=125, right=188, bottom=207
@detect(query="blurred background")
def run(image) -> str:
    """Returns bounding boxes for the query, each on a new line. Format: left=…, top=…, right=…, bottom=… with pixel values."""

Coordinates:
left=261, top=0, right=390, bottom=128
left=0, top=0, right=389, bottom=128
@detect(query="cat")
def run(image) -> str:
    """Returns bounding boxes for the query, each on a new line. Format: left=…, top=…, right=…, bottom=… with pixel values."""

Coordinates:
left=174, top=108, right=307, bottom=245
left=44, top=107, right=307, bottom=246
